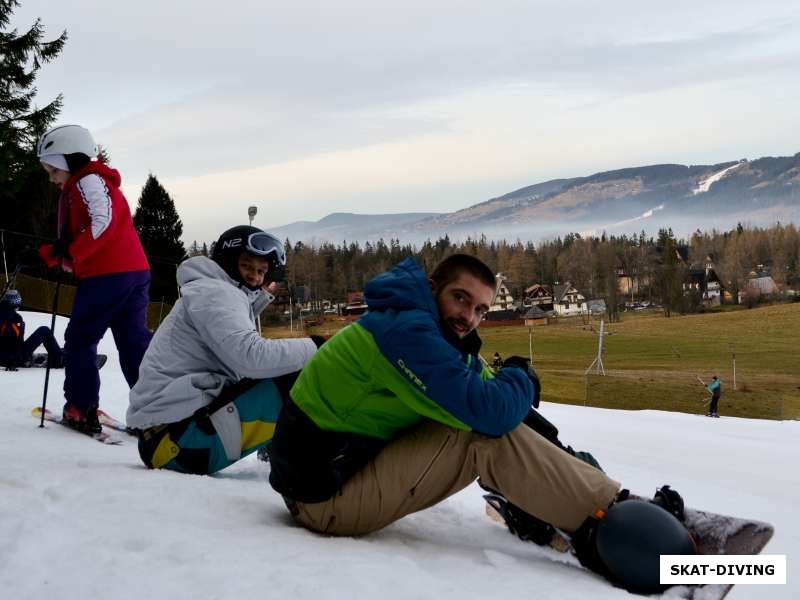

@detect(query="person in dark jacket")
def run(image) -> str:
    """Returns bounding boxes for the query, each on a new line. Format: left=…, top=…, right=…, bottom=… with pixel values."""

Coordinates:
left=491, top=351, right=504, bottom=371
left=707, top=376, right=722, bottom=418
left=0, top=289, right=63, bottom=370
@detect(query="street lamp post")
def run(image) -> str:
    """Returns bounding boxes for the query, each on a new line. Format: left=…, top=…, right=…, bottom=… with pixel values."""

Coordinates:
left=248, top=205, right=257, bottom=226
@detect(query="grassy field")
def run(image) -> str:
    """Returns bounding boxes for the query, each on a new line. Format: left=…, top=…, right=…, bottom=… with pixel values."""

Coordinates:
left=266, top=303, right=800, bottom=421
left=478, top=303, right=800, bottom=421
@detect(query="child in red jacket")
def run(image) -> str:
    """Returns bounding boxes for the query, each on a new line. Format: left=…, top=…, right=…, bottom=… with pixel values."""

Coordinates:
left=37, top=124, right=152, bottom=434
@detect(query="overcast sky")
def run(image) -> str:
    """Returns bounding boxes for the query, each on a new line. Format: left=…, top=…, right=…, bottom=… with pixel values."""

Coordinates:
left=13, top=1, right=800, bottom=245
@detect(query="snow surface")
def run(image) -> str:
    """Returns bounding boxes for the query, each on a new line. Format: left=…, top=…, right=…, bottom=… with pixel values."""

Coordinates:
left=693, top=163, right=744, bottom=195
left=1, top=312, right=796, bottom=600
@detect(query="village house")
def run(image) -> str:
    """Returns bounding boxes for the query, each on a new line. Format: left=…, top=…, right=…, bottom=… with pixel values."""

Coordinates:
left=552, top=282, right=586, bottom=316
left=490, top=273, right=515, bottom=311
left=485, top=273, right=518, bottom=321
left=343, top=291, right=368, bottom=316
left=682, top=254, right=723, bottom=306
left=739, top=265, right=778, bottom=304
left=523, top=283, right=554, bottom=312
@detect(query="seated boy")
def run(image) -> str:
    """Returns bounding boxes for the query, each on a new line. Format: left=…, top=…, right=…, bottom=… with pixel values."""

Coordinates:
left=127, top=226, right=321, bottom=474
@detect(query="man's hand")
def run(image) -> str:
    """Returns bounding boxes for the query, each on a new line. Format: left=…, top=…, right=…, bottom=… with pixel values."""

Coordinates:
left=501, top=355, right=541, bottom=407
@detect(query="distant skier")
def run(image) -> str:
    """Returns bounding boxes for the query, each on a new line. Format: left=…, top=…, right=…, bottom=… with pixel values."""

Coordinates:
left=268, top=254, right=694, bottom=594
left=707, top=375, right=722, bottom=418
left=491, top=351, right=503, bottom=371
left=0, top=289, right=63, bottom=370
left=37, top=124, right=152, bottom=435
left=127, top=226, right=321, bottom=475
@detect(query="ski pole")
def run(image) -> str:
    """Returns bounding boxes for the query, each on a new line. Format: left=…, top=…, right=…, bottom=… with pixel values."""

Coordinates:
left=39, top=277, right=62, bottom=428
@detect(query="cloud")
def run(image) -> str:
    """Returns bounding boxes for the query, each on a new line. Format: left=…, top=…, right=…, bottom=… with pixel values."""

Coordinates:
left=13, top=0, right=800, bottom=244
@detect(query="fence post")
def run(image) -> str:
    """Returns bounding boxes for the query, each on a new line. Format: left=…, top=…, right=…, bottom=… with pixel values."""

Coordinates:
left=584, top=373, right=589, bottom=407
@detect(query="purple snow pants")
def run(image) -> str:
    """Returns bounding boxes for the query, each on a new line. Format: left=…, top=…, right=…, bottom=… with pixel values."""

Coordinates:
left=64, top=270, right=153, bottom=411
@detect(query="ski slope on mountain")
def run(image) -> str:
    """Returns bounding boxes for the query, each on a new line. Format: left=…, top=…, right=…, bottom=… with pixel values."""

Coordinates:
left=0, top=312, right=796, bottom=600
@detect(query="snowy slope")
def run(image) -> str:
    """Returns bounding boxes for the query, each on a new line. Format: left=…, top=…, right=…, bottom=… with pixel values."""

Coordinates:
left=693, top=163, right=744, bottom=195
left=0, top=312, right=796, bottom=600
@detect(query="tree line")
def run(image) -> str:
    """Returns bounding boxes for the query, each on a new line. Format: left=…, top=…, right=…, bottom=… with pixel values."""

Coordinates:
left=273, top=223, right=800, bottom=319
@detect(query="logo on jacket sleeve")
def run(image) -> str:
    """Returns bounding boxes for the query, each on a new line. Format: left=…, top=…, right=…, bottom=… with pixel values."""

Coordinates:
left=396, top=358, right=427, bottom=392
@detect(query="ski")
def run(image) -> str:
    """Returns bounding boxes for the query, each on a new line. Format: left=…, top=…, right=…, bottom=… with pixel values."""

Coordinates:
left=32, top=407, right=123, bottom=445
left=96, top=409, right=136, bottom=435
left=25, top=353, right=107, bottom=369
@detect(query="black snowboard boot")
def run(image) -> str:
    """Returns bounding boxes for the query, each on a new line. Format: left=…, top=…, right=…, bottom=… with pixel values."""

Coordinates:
left=482, top=491, right=556, bottom=546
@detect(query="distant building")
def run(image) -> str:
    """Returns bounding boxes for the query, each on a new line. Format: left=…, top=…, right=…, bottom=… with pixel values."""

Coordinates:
left=490, top=273, right=515, bottom=312
left=523, top=284, right=554, bottom=312
left=484, top=308, right=518, bottom=322
left=522, top=305, right=549, bottom=326
left=585, top=298, right=607, bottom=315
left=683, top=254, right=722, bottom=306
left=343, top=291, right=368, bottom=316
left=266, top=281, right=291, bottom=314
left=739, top=274, right=778, bottom=304
left=553, top=282, right=586, bottom=316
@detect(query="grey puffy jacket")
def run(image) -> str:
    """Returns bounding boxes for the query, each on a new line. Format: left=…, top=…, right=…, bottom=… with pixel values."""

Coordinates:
left=126, top=256, right=316, bottom=429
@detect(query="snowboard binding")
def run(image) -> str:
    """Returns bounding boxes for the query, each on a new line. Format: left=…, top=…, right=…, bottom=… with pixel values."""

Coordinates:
left=483, top=493, right=556, bottom=546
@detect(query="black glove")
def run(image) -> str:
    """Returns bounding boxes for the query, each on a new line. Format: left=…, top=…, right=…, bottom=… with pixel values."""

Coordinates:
left=310, top=334, right=327, bottom=348
left=501, top=355, right=529, bottom=370
left=501, top=355, right=541, bottom=408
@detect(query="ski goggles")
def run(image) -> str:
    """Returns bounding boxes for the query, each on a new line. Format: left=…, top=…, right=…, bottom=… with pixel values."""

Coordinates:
left=245, top=232, right=286, bottom=266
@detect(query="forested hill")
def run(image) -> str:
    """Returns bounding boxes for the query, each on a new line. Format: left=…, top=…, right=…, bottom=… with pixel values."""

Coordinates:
left=271, top=153, right=800, bottom=244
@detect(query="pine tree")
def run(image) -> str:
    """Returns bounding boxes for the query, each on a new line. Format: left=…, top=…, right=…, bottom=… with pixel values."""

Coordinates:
left=0, top=0, right=66, bottom=258
left=133, top=174, right=187, bottom=301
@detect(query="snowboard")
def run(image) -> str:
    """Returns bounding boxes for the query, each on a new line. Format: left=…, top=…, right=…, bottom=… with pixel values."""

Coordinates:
left=32, top=406, right=123, bottom=445
left=24, top=353, right=108, bottom=369
left=485, top=498, right=774, bottom=599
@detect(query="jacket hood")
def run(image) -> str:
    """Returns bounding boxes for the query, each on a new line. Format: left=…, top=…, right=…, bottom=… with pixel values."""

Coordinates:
left=177, top=256, right=271, bottom=306
left=364, top=257, right=439, bottom=317
left=69, top=160, right=122, bottom=188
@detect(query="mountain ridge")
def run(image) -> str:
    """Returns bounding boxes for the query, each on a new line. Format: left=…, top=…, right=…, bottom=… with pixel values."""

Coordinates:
left=270, top=152, right=800, bottom=244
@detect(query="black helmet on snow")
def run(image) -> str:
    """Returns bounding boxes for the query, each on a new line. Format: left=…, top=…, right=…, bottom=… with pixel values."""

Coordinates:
left=1, top=289, right=22, bottom=308
left=594, top=499, right=697, bottom=593
left=211, top=225, right=286, bottom=290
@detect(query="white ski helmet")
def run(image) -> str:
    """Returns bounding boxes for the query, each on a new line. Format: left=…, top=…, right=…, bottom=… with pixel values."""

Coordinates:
left=37, top=125, right=97, bottom=160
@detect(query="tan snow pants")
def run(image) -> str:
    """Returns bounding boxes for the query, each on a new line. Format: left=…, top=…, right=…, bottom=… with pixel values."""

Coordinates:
left=286, top=420, right=620, bottom=536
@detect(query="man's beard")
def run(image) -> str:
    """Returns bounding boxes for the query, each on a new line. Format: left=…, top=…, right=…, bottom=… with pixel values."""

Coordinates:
left=444, top=316, right=472, bottom=339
